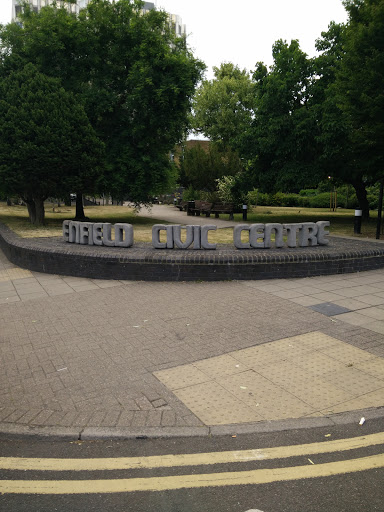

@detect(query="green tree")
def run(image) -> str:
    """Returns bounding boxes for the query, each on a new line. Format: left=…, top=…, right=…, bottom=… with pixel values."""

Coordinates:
left=0, top=0, right=204, bottom=207
left=319, top=0, right=384, bottom=217
left=0, top=63, right=103, bottom=224
left=179, top=143, right=243, bottom=192
left=239, top=40, right=322, bottom=194
left=191, top=63, right=254, bottom=150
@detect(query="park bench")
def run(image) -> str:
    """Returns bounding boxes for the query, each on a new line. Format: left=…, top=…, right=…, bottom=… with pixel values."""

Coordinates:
left=186, top=201, right=235, bottom=219
left=175, top=200, right=188, bottom=211
left=210, top=203, right=235, bottom=220
left=187, top=200, right=213, bottom=217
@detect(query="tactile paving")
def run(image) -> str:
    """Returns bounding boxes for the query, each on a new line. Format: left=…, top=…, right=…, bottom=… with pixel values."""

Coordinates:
left=154, top=331, right=384, bottom=425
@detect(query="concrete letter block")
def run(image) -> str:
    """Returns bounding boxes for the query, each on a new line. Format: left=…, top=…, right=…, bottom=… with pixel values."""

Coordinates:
left=79, top=222, right=93, bottom=245
left=68, top=221, right=80, bottom=243
left=165, top=226, right=174, bottom=249
left=283, top=223, right=302, bottom=248
left=193, top=226, right=201, bottom=249
left=62, top=220, right=70, bottom=242
left=264, top=224, right=284, bottom=248
left=152, top=224, right=167, bottom=249
left=93, top=223, right=103, bottom=245
left=173, top=225, right=194, bottom=249
left=201, top=225, right=217, bottom=250
left=233, top=225, right=251, bottom=249
left=114, top=223, right=133, bottom=248
left=249, top=224, right=265, bottom=248
left=316, top=221, right=330, bottom=245
left=298, top=222, right=318, bottom=247
left=102, top=223, right=115, bottom=247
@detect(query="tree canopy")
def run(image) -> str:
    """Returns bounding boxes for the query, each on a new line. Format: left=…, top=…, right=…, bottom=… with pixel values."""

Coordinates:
left=0, top=63, right=103, bottom=224
left=239, top=40, right=322, bottom=194
left=0, top=0, right=205, bottom=217
left=178, top=142, right=243, bottom=193
left=189, top=0, right=383, bottom=217
left=191, top=63, right=254, bottom=150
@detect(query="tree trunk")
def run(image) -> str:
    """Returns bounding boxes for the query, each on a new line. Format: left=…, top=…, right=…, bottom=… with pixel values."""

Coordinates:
left=352, top=179, right=370, bottom=219
left=26, top=197, right=45, bottom=225
left=34, top=197, right=45, bottom=225
left=26, top=201, right=36, bottom=224
left=74, top=192, right=89, bottom=221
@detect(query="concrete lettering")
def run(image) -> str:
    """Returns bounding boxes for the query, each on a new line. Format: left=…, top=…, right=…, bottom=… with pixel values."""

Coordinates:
left=63, top=221, right=330, bottom=250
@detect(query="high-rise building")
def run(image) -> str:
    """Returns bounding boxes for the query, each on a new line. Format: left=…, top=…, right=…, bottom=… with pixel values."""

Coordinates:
left=13, top=1, right=79, bottom=19
left=12, top=1, right=186, bottom=37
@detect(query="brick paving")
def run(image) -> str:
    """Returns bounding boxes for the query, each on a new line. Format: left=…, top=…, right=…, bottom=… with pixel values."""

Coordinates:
left=0, top=233, right=384, bottom=432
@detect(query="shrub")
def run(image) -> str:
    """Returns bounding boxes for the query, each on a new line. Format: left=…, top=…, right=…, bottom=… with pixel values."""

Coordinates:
left=299, top=189, right=317, bottom=197
left=308, top=192, right=332, bottom=208
left=368, top=194, right=379, bottom=210
left=247, top=189, right=270, bottom=206
left=269, top=192, right=285, bottom=206
left=182, top=186, right=202, bottom=201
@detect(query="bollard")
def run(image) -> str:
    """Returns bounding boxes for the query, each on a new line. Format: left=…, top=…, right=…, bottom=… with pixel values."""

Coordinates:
left=187, top=201, right=195, bottom=216
left=242, top=204, right=248, bottom=221
left=354, top=209, right=362, bottom=234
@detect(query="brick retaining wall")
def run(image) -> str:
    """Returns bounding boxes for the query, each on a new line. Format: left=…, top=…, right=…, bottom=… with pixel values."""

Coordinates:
left=1, top=223, right=384, bottom=281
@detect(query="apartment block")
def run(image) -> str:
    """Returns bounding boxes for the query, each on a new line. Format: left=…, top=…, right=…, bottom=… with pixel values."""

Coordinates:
left=12, top=0, right=186, bottom=37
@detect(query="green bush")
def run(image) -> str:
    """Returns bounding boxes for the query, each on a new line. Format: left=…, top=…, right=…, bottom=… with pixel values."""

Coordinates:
left=246, top=188, right=370, bottom=209
left=201, top=190, right=220, bottom=203
left=368, top=194, right=379, bottom=210
left=269, top=192, right=285, bottom=206
left=247, top=189, right=270, bottom=206
left=308, top=192, right=350, bottom=208
left=299, top=189, right=317, bottom=197
left=182, top=186, right=202, bottom=201
left=308, top=192, right=332, bottom=208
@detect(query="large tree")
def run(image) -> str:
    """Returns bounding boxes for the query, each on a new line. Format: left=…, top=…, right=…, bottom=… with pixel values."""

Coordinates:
left=0, top=63, right=103, bottom=224
left=179, top=143, right=243, bottom=192
left=239, top=40, right=322, bottom=193
left=319, top=0, right=384, bottom=217
left=0, top=0, right=204, bottom=206
left=191, top=63, right=255, bottom=150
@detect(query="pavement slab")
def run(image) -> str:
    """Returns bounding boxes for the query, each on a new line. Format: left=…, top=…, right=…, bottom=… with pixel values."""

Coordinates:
left=155, top=333, right=384, bottom=425
left=0, top=243, right=383, bottom=435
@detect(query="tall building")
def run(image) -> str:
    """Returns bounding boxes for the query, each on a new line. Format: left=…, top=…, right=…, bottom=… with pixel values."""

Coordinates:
left=13, top=1, right=80, bottom=19
left=12, top=1, right=186, bottom=37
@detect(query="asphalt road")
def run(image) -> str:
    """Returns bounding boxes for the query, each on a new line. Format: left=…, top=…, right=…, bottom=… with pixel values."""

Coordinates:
left=1, top=418, right=383, bottom=512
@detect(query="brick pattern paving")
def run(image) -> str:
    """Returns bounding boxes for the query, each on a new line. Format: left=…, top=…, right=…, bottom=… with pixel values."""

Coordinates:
left=0, top=248, right=383, bottom=430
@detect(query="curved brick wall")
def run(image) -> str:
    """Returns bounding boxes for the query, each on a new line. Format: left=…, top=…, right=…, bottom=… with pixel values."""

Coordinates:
left=1, top=223, right=384, bottom=281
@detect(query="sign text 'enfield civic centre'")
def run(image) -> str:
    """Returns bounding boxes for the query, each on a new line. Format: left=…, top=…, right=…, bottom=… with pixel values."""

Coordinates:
left=63, top=220, right=330, bottom=249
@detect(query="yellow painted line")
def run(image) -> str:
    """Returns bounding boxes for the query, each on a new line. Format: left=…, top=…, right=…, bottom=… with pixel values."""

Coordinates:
left=1, top=453, right=384, bottom=494
left=0, top=432, right=383, bottom=471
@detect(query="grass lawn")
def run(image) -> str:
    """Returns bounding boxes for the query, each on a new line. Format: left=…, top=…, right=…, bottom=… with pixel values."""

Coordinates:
left=236, top=206, right=383, bottom=239
left=0, top=202, right=382, bottom=243
left=0, top=203, right=162, bottom=242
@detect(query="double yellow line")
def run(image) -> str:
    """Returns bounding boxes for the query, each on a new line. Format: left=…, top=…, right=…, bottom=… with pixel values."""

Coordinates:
left=1, top=432, right=383, bottom=494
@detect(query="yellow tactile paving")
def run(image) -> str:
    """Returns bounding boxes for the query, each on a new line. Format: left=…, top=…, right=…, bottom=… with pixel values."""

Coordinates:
left=0, top=268, right=33, bottom=282
left=173, top=381, right=263, bottom=425
left=193, top=354, right=250, bottom=379
left=154, top=364, right=210, bottom=390
left=355, top=358, right=384, bottom=379
left=154, top=332, right=384, bottom=425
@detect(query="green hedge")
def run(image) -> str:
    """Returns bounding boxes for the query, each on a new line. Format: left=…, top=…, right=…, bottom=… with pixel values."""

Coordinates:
left=247, top=190, right=363, bottom=209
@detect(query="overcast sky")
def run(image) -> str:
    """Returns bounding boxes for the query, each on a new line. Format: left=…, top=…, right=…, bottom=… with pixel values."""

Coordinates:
left=0, top=0, right=349, bottom=78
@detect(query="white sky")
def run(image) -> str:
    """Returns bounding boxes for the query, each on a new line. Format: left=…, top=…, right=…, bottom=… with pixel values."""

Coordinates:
left=0, top=0, right=349, bottom=79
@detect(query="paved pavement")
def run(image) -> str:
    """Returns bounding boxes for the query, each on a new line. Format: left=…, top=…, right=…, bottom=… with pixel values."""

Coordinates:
left=135, top=203, right=238, bottom=228
left=0, top=207, right=384, bottom=436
